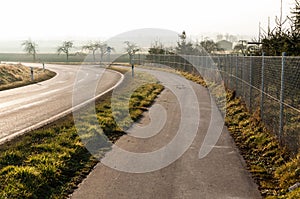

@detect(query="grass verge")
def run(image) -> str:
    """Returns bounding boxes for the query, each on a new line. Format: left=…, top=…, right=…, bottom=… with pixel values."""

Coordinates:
left=179, top=71, right=300, bottom=198
left=0, top=63, right=56, bottom=91
left=0, top=69, right=164, bottom=198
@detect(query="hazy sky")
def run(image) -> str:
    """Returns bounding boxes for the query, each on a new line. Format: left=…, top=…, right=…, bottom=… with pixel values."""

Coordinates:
left=0, top=0, right=295, bottom=41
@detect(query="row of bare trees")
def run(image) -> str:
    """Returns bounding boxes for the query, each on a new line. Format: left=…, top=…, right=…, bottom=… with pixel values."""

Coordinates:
left=82, top=42, right=114, bottom=63
left=21, top=40, right=115, bottom=62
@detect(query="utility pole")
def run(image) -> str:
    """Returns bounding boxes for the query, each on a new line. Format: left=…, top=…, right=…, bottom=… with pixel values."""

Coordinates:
left=278, top=0, right=284, bottom=32
left=268, top=16, right=270, bottom=36
left=280, top=0, right=283, bottom=27
left=259, top=22, right=261, bottom=43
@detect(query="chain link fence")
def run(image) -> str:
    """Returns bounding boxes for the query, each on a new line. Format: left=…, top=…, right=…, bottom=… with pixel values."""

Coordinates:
left=130, top=53, right=300, bottom=155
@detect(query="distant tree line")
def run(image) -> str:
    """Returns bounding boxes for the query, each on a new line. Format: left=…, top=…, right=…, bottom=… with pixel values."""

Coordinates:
left=21, top=40, right=114, bottom=62
left=148, top=31, right=222, bottom=56
left=146, top=31, right=224, bottom=73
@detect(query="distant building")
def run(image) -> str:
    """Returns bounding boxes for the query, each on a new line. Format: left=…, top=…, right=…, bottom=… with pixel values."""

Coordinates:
left=216, top=40, right=233, bottom=51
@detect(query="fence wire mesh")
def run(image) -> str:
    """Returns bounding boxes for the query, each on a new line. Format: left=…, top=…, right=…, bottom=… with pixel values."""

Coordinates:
left=131, top=53, right=300, bottom=155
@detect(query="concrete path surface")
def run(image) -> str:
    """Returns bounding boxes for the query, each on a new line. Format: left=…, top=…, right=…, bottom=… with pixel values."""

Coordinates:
left=70, top=69, right=261, bottom=199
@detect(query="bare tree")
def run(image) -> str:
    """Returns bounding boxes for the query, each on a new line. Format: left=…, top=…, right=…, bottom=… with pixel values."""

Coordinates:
left=21, top=39, right=38, bottom=62
left=57, top=41, right=73, bottom=61
left=98, top=43, right=108, bottom=65
left=82, top=42, right=99, bottom=62
left=124, top=41, right=140, bottom=65
left=83, top=42, right=114, bottom=64
left=105, top=46, right=114, bottom=64
left=199, top=40, right=219, bottom=54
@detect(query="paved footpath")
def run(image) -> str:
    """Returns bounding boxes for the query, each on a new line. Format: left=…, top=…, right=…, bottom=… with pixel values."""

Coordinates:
left=70, top=69, right=261, bottom=199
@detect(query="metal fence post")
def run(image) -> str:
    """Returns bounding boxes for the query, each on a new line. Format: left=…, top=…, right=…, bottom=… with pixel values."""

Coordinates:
left=218, top=56, right=221, bottom=81
left=193, top=55, right=195, bottom=74
left=167, top=53, right=169, bottom=67
left=235, top=55, right=238, bottom=91
left=226, top=55, right=230, bottom=86
left=260, top=52, right=265, bottom=120
left=174, top=54, right=176, bottom=69
left=249, top=55, right=253, bottom=111
left=242, top=56, right=245, bottom=98
left=173, top=54, right=175, bottom=69
left=231, top=55, right=234, bottom=89
left=229, top=55, right=232, bottom=88
left=206, top=56, right=209, bottom=78
left=279, top=52, right=286, bottom=141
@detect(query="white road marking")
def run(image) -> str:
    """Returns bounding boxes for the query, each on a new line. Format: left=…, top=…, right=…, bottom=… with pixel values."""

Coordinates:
left=0, top=99, right=50, bottom=117
left=0, top=86, right=71, bottom=110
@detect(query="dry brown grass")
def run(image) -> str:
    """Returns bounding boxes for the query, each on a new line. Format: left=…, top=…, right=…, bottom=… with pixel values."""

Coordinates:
left=0, top=64, right=56, bottom=91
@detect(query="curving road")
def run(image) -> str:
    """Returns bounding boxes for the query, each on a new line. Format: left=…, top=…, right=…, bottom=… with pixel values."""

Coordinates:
left=0, top=63, right=122, bottom=144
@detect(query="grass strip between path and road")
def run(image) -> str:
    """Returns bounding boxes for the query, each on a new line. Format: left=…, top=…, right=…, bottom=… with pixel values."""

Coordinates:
left=180, top=71, right=300, bottom=199
left=0, top=63, right=56, bottom=91
left=0, top=67, right=164, bottom=198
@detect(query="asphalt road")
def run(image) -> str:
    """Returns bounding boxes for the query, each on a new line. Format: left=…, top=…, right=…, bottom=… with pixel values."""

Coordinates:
left=0, top=63, right=122, bottom=143
left=71, top=69, right=261, bottom=199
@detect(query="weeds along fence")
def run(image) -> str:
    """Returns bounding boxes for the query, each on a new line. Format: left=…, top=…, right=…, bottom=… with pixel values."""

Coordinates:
left=133, top=53, right=300, bottom=155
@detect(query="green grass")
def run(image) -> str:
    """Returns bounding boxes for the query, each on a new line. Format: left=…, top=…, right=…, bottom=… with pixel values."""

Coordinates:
left=178, top=71, right=300, bottom=198
left=0, top=63, right=56, bottom=91
left=0, top=69, right=164, bottom=198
